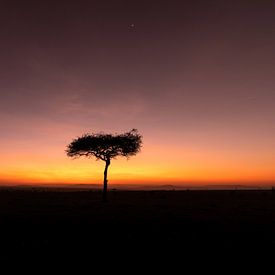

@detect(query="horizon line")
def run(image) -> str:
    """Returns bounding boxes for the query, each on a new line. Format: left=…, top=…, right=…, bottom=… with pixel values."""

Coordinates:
left=0, top=182, right=274, bottom=190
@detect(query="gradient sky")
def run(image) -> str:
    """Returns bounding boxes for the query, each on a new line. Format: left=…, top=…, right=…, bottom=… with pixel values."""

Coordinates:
left=1, top=0, right=275, bottom=186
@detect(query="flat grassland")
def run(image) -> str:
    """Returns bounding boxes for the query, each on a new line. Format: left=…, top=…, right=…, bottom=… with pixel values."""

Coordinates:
left=0, top=187, right=275, bottom=255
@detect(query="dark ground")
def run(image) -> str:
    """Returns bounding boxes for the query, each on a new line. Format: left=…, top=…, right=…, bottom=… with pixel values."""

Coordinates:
left=0, top=187, right=275, bottom=259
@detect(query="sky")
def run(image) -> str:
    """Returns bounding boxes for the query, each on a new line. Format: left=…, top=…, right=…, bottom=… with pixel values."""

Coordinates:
left=0, top=0, right=275, bottom=186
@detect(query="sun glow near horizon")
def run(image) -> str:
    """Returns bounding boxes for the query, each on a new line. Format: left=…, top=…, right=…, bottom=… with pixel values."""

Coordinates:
left=0, top=136, right=274, bottom=186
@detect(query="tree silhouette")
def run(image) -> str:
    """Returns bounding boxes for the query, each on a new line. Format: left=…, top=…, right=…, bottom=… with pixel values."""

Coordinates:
left=66, top=129, right=142, bottom=201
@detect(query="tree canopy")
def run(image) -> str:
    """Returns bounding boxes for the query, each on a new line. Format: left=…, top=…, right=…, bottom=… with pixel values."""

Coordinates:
left=66, top=129, right=142, bottom=161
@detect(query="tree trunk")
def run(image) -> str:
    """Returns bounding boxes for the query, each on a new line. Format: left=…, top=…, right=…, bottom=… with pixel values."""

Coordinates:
left=102, top=158, right=110, bottom=202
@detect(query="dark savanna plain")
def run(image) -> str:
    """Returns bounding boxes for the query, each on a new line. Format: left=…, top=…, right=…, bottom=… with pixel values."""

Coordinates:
left=1, top=186, right=275, bottom=259
left=1, top=0, right=275, bottom=261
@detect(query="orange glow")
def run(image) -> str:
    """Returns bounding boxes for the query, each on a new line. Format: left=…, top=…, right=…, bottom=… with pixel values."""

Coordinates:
left=1, top=136, right=274, bottom=186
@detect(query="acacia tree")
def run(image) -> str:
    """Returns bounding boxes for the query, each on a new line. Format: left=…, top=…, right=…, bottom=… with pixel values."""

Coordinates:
left=66, top=129, right=142, bottom=201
